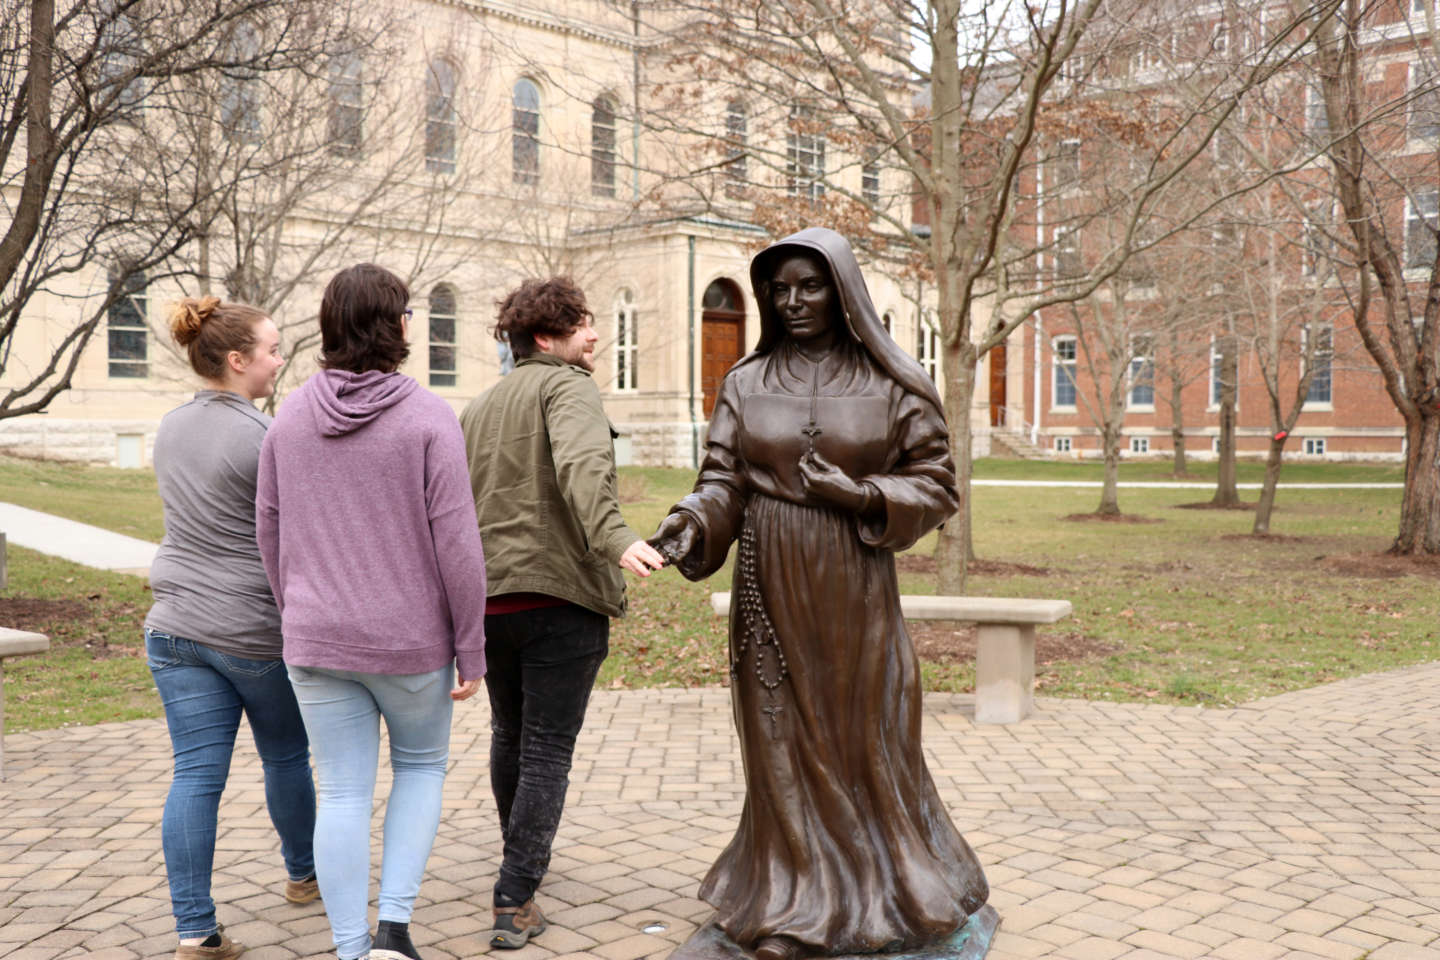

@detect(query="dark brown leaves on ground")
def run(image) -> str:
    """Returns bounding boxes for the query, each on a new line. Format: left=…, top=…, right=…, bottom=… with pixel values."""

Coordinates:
left=0, top=595, right=144, bottom=659
left=1324, top=552, right=1440, bottom=579
left=1062, top=513, right=1164, bottom=524
left=895, top=555, right=1052, bottom=577
left=908, top=621, right=1118, bottom=665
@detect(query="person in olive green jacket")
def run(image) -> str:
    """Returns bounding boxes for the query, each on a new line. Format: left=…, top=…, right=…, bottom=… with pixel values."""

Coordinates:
left=460, top=276, right=665, bottom=949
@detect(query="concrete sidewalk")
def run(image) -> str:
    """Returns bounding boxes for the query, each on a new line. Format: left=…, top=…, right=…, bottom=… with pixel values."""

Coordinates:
left=0, top=502, right=156, bottom=574
left=2, top=665, right=1438, bottom=960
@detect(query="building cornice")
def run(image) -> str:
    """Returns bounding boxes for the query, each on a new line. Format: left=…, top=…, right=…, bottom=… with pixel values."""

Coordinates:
left=434, top=0, right=645, bottom=53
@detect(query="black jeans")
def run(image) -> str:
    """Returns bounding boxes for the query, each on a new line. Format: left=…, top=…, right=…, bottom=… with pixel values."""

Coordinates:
left=484, top=603, right=608, bottom=905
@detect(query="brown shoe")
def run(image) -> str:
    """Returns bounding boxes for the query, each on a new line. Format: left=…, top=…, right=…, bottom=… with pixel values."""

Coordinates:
left=754, top=936, right=802, bottom=960
left=490, top=899, right=546, bottom=949
left=284, top=875, right=319, bottom=904
left=174, top=925, right=245, bottom=960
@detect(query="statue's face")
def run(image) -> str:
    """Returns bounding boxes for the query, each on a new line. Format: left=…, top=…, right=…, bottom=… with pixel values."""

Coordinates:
left=770, top=252, right=838, bottom=344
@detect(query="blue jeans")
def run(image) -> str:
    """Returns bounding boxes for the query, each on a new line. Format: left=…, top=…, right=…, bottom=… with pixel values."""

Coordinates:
left=145, top=628, right=316, bottom=940
left=287, top=664, right=454, bottom=960
left=484, top=604, right=608, bottom=905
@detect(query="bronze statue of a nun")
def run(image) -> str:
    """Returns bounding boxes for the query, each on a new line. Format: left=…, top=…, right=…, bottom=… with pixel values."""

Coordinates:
left=652, top=228, right=990, bottom=960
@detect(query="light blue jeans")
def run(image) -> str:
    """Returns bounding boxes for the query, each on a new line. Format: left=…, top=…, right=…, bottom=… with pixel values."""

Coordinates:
left=287, top=664, right=454, bottom=960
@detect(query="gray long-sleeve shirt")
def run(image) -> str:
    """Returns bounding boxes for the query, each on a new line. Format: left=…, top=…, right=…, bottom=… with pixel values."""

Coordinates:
left=145, top=390, right=283, bottom=659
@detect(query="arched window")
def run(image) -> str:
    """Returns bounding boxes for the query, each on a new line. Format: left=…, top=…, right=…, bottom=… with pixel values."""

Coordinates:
left=108, top=267, right=148, bottom=379
left=428, top=284, right=458, bottom=388
left=513, top=78, right=540, bottom=186
left=328, top=53, right=363, bottom=154
left=615, top=287, right=638, bottom=391
left=221, top=22, right=261, bottom=142
left=725, top=99, right=747, bottom=199
left=881, top=310, right=893, bottom=335
left=592, top=95, right=617, bottom=197
left=425, top=60, right=457, bottom=173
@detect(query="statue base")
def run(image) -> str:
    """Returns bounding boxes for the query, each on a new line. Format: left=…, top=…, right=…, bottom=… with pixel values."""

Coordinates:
left=669, top=905, right=1000, bottom=960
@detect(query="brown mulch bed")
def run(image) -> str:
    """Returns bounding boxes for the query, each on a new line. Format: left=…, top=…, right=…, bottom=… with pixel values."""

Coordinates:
left=1176, top=501, right=1258, bottom=510
left=1061, top=512, right=1163, bottom=524
left=908, top=622, right=1117, bottom=665
left=1323, top=552, right=1440, bottom=580
left=894, top=555, right=1052, bottom=577
left=0, top=597, right=89, bottom=633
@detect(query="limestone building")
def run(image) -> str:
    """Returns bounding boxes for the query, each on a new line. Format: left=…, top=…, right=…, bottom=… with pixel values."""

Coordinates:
left=1, top=0, right=954, bottom=468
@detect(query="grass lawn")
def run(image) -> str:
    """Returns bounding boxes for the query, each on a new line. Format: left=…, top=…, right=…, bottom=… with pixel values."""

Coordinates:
left=0, top=453, right=1434, bottom=731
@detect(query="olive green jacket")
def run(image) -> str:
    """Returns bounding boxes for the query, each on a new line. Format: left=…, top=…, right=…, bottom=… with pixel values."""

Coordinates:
left=460, top=354, right=638, bottom=617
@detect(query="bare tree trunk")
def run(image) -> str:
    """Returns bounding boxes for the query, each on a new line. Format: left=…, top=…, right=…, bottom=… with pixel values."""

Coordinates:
left=936, top=338, right=977, bottom=594
left=1170, top=370, right=1188, bottom=476
left=1252, top=437, right=1285, bottom=533
left=1097, top=421, right=1122, bottom=515
left=1211, top=334, right=1241, bottom=507
left=0, top=0, right=56, bottom=285
left=1394, top=410, right=1440, bottom=553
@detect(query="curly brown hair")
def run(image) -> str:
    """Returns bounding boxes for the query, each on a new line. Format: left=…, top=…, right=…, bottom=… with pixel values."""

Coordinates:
left=493, top=277, right=592, bottom=360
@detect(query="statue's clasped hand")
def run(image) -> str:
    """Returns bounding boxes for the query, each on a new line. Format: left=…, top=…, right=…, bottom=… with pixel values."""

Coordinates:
left=799, top=452, right=871, bottom=514
left=649, top=512, right=700, bottom=567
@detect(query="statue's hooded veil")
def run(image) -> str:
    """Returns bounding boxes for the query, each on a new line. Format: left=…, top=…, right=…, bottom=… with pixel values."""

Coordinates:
left=747, top=227, right=945, bottom=417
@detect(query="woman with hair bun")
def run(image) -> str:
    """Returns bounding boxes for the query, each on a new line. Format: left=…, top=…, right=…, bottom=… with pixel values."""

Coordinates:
left=145, top=295, right=317, bottom=960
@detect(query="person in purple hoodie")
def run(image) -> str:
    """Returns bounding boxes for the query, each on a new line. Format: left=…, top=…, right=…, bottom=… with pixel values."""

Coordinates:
left=256, top=263, right=487, bottom=960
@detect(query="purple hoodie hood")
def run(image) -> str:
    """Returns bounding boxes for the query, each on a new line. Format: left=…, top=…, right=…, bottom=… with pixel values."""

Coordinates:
left=309, top=369, right=420, bottom=437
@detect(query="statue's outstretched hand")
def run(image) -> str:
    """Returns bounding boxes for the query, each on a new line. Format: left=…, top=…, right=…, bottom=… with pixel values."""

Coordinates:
left=799, top=452, right=869, bottom=513
left=649, top=512, right=699, bottom=566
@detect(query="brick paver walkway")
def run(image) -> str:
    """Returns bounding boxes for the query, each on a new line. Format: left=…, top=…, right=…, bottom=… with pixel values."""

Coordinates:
left=2, top=665, right=1438, bottom=960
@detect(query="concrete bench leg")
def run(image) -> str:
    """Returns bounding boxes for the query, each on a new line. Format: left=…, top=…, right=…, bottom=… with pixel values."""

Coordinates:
left=975, top=622, right=1035, bottom=725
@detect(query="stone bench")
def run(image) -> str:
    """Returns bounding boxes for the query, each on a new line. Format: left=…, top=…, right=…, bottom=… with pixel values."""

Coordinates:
left=0, top=627, right=50, bottom=780
left=709, top=592, right=1072, bottom=725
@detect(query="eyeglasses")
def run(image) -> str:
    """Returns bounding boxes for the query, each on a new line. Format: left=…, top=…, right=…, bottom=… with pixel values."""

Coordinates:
left=401, top=308, right=413, bottom=322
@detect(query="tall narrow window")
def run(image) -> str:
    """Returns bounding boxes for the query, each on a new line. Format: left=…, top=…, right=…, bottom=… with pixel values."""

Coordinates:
left=1053, top=139, right=1080, bottom=187
left=591, top=95, right=617, bottom=197
left=916, top=316, right=938, bottom=381
left=1411, top=61, right=1440, bottom=141
left=786, top=104, right=825, bottom=201
left=513, top=78, right=540, bottom=186
left=1301, top=218, right=1326, bottom=277
left=725, top=99, right=747, bottom=199
left=1407, top=191, right=1438, bottom=269
left=1055, top=225, right=1081, bottom=277
left=1304, top=324, right=1332, bottom=405
left=428, top=284, right=457, bottom=388
left=108, top=268, right=148, bottom=379
left=1128, top=335, right=1154, bottom=407
left=425, top=60, right=457, bottom=173
left=862, top=152, right=881, bottom=205
left=615, top=288, right=638, bottom=391
left=1053, top=336, right=1077, bottom=407
left=882, top=311, right=893, bottom=335
left=1306, top=84, right=1329, bottom=140
left=328, top=53, right=363, bottom=154
left=221, top=22, right=261, bottom=142
left=1210, top=339, right=1223, bottom=406
left=98, top=3, right=145, bottom=117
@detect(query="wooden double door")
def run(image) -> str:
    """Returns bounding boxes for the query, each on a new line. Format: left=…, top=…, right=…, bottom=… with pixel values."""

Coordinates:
left=701, top=279, right=746, bottom=418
